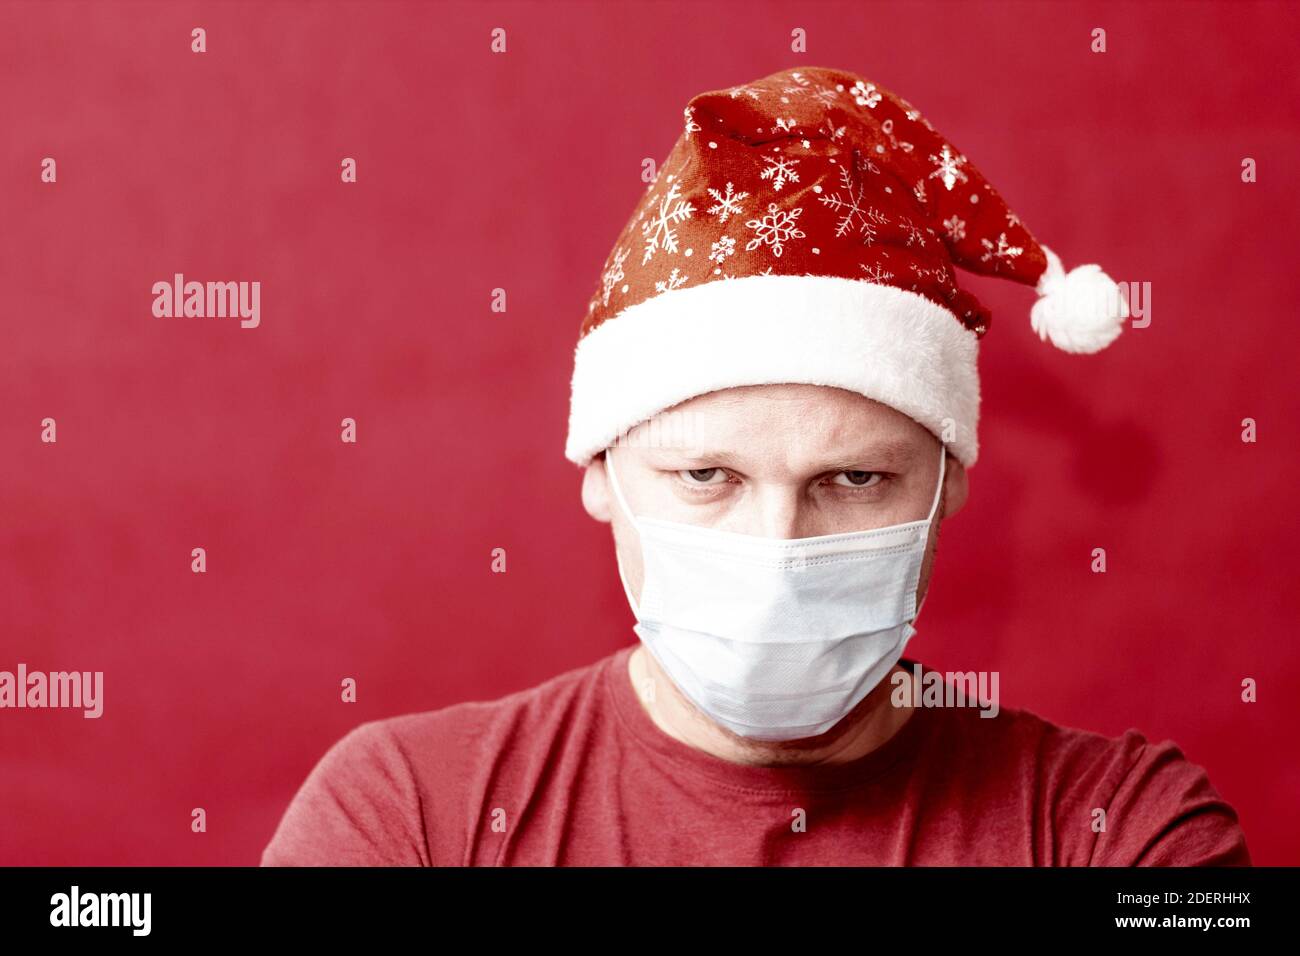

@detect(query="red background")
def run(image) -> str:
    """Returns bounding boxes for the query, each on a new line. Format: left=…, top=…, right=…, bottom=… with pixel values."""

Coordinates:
left=1, top=0, right=1297, bottom=865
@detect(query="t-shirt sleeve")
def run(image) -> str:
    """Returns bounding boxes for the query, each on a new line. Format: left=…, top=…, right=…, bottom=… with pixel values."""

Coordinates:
left=260, top=720, right=431, bottom=866
left=1088, top=732, right=1250, bottom=867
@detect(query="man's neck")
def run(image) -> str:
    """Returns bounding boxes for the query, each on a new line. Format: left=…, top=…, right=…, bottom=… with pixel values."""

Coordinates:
left=625, top=644, right=917, bottom=768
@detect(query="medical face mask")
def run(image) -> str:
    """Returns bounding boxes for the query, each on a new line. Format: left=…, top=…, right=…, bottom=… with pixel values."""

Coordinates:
left=605, top=441, right=946, bottom=741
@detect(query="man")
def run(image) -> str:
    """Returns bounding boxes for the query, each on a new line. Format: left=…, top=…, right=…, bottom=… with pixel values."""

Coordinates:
left=261, top=66, right=1249, bottom=866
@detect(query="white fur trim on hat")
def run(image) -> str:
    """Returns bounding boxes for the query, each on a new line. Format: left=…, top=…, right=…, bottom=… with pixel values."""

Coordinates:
left=564, top=273, right=981, bottom=467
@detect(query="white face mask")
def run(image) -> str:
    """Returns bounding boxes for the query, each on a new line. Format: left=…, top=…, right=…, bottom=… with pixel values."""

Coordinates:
left=605, top=440, right=946, bottom=742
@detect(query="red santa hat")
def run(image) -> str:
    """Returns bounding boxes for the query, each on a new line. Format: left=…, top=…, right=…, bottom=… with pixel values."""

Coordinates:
left=565, top=66, right=1128, bottom=468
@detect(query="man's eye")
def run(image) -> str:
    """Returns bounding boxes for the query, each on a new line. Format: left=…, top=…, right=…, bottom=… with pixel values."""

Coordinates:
left=679, top=468, right=729, bottom=485
left=832, top=470, right=882, bottom=488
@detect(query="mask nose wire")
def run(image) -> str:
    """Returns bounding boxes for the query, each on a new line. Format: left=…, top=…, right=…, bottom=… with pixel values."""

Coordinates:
left=603, top=449, right=644, bottom=619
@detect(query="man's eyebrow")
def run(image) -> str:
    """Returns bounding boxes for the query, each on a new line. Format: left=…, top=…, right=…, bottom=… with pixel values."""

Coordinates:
left=641, top=439, right=923, bottom=469
left=640, top=448, right=732, bottom=464
left=819, top=440, right=919, bottom=469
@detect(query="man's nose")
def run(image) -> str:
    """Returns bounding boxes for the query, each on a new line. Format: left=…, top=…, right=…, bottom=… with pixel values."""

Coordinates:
left=747, top=486, right=808, bottom=539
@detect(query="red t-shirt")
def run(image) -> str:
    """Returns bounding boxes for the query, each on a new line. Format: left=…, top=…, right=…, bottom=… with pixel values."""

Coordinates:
left=260, top=646, right=1250, bottom=866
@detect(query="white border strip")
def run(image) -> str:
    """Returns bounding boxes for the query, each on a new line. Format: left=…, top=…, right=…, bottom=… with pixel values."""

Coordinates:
left=564, top=273, right=981, bottom=466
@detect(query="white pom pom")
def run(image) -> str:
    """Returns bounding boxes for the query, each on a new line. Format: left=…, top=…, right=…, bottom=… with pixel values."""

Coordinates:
left=1029, top=245, right=1128, bottom=353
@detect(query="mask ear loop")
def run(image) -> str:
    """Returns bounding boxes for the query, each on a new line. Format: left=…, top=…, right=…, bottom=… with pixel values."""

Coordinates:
left=911, top=440, right=949, bottom=626
left=924, top=439, right=947, bottom=524
left=603, top=447, right=640, bottom=531
left=603, top=449, right=645, bottom=619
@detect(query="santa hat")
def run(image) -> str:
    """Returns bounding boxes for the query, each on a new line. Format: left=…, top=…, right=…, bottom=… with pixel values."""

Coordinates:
left=565, top=66, right=1128, bottom=468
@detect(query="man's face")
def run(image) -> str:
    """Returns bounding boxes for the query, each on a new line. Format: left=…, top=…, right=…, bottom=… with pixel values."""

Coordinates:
left=582, top=383, right=969, bottom=611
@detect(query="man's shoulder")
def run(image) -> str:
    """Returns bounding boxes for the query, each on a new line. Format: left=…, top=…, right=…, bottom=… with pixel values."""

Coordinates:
left=904, top=670, right=1153, bottom=778
left=928, top=698, right=1250, bottom=866
left=939, top=697, right=1220, bottom=809
left=261, top=649, right=622, bottom=866
left=955, top=699, right=1152, bottom=769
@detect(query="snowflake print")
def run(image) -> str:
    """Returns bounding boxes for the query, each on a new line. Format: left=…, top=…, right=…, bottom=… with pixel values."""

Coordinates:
left=599, top=246, right=631, bottom=306
left=819, top=117, right=846, bottom=142
left=818, top=166, right=867, bottom=238
left=1006, top=210, right=1021, bottom=228
left=760, top=154, right=801, bottom=191
left=683, top=106, right=701, bottom=139
left=980, top=232, right=1024, bottom=271
left=818, top=165, right=887, bottom=242
left=728, top=85, right=764, bottom=101
left=808, top=85, right=840, bottom=108
left=745, top=203, right=805, bottom=258
left=641, top=180, right=696, bottom=265
left=897, top=96, right=935, bottom=131
left=865, top=207, right=889, bottom=245
left=880, top=118, right=914, bottom=154
left=655, top=267, right=689, bottom=293
left=853, top=150, right=881, bottom=176
left=706, top=182, right=749, bottom=224
left=860, top=262, right=894, bottom=284
left=913, top=180, right=927, bottom=205
left=850, top=79, right=882, bottom=108
left=779, top=73, right=840, bottom=111
left=928, top=145, right=969, bottom=192
left=942, top=215, right=967, bottom=241
left=708, top=235, right=737, bottom=268
left=899, top=217, right=927, bottom=248
left=909, top=262, right=951, bottom=285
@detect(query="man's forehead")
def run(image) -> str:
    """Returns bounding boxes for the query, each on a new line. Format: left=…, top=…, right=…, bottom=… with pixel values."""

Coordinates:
left=622, top=384, right=931, bottom=466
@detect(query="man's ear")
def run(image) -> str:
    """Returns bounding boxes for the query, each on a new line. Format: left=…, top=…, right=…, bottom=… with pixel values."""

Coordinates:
left=941, top=452, right=969, bottom=520
left=581, top=452, right=612, bottom=523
